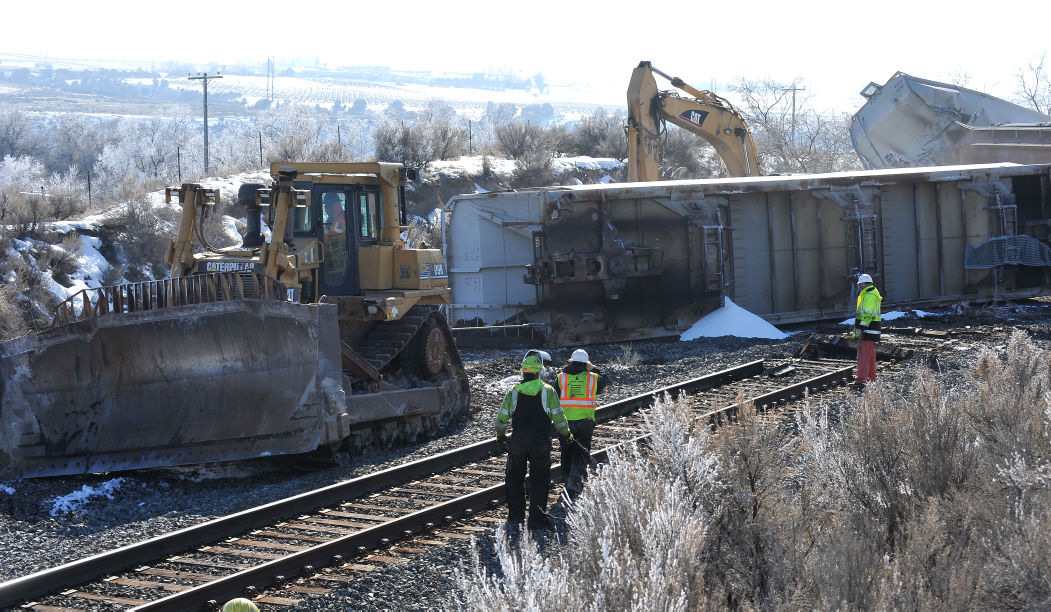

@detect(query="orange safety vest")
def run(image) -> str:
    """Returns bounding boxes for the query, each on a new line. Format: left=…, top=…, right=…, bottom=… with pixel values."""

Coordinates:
left=558, top=371, right=599, bottom=421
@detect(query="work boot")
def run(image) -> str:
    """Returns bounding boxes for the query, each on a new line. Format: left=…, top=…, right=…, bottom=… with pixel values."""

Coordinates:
left=504, top=519, right=523, bottom=544
left=527, top=512, right=554, bottom=532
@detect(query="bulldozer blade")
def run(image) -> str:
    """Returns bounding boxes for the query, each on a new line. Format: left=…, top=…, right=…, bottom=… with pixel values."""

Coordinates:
left=0, top=300, right=346, bottom=480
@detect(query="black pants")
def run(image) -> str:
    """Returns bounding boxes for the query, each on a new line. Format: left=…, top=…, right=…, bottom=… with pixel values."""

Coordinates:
left=505, top=433, right=552, bottom=524
left=559, top=418, right=595, bottom=498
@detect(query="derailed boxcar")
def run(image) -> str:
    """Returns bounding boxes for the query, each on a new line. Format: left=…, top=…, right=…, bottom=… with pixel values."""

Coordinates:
left=444, top=163, right=1051, bottom=345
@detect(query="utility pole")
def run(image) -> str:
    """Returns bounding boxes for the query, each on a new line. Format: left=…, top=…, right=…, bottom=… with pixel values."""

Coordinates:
left=782, top=85, right=806, bottom=146
left=266, top=56, right=274, bottom=103
left=189, top=72, right=223, bottom=174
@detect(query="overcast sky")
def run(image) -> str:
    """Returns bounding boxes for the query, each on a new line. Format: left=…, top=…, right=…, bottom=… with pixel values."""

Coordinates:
left=5, top=0, right=1049, bottom=112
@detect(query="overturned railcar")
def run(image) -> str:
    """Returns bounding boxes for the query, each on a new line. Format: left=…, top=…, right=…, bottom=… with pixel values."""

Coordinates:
left=444, top=163, right=1051, bottom=345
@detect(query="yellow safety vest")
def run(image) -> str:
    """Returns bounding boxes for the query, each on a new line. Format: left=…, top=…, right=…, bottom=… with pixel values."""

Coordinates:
left=559, top=371, right=599, bottom=421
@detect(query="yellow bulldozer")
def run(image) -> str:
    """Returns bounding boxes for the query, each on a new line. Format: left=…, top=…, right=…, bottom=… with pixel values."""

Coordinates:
left=0, top=162, right=469, bottom=479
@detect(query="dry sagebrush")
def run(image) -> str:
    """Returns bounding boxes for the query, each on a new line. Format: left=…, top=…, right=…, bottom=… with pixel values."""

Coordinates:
left=453, top=394, right=717, bottom=611
left=455, top=330, right=1051, bottom=610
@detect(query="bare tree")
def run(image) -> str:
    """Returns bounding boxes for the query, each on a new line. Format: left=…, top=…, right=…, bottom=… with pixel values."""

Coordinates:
left=0, top=110, right=43, bottom=159
left=730, top=78, right=862, bottom=174
left=1016, top=52, right=1051, bottom=115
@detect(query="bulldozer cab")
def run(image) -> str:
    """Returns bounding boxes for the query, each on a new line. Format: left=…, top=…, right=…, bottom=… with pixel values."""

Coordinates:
left=300, top=184, right=383, bottom=296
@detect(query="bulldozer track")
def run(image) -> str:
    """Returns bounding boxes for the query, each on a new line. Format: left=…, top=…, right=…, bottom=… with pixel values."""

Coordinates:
left=355, top=305, right=437, bottom=372
left=1, top=332, right=949, bottom=610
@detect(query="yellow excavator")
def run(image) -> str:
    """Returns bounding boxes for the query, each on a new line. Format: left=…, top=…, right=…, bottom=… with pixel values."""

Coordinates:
left=0, top=162, right=469, bottom=479
left=626, top=60, right=762, bottom=180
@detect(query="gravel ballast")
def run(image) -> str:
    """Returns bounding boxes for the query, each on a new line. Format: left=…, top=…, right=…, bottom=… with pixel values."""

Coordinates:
left=2, top=303, right=1050, bottom=609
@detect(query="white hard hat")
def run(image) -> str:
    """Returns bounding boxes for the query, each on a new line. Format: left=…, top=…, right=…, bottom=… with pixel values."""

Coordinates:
left=525, top=349, right=552, bottom=365
left=857, top=274, right=873, bottom=285
left=570, top=349, right=590, bottom=363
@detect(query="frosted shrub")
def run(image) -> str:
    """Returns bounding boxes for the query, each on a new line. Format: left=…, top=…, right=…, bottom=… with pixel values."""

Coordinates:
left=608, top=345, right=642, bottom=370
left=457, top=333, right=1051, bottom=610
left=965, top=330, right=1051, bottom=607
left=453, top=394, right=715, bottom=611
left=701, top=395, right=800, bottom=606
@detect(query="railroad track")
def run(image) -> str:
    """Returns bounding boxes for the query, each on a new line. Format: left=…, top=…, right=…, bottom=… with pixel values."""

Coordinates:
left=2, top=333, right=947, bottom=611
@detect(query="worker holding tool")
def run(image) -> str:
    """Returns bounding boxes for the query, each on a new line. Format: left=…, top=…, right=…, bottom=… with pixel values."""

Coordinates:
left=494, top=353, right=572, bottom=532
left=555, top=349, right=608, bottom=501
left=850, top=274, right=883, bottom=385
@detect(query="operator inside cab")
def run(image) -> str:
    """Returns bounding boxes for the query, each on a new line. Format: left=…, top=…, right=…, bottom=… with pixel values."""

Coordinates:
left=323, top=192, right=347, bottom=241
left=322, top=192, right=348, bottom=284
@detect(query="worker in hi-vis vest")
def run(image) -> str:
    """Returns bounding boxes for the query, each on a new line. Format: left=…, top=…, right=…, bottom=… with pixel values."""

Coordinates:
left=494, top=353, right=572, bottom=531
left=555, top=349, right=609, bottom=501
left=851, top=274, right=883, bottom=385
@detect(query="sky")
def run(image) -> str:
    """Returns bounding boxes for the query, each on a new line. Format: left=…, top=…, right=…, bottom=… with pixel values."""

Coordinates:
left=4, top=0, right=1050, bottom=112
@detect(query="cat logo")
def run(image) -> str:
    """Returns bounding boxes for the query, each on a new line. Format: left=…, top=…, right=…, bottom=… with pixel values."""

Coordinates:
left=204, top=261, right=257, bottom=272
left=680, top=109, right=709, bottom=127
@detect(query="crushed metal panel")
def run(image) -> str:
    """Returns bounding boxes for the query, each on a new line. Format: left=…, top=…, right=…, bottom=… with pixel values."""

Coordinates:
left=851, top=72, right=1051, bottom=169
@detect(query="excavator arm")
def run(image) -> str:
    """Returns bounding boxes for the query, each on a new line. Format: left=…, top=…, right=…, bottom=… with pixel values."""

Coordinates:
left=626, top=60, right=762, bottom=181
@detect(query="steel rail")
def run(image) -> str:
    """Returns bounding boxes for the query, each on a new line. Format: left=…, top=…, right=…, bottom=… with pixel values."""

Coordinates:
left=0, top=441, right=491, bottom=609
left=135, top=483, right=508, bottom=610
left=589, top=362, right=855, bottom=462
left=0, top=360, right=765, bottom=609
left=136, top=362, right=773, bottom=610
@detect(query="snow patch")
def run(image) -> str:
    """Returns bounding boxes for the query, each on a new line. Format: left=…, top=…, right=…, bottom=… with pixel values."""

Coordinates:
left=0, top=484, right=14, bottom=495
left=553, top=156, right=623, bottom=172
left=681, top=298, right=788, bottom=341
left=49, top=478, right=126, bottom=516
left=431, top=155, right=516, bottom=177
left=497, top=374, right=521, bottom=393
left=839, top=309, right=938, bottom=325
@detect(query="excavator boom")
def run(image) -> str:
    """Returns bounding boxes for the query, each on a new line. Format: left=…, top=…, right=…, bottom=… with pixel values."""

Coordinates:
left=626, top=60, right=762, bottom=180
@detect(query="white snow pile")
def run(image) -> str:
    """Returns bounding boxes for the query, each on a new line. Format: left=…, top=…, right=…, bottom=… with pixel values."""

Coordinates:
left=680, top=298, right=788, bottom=341
left=0, top=484, right=14, bottom=495
left=49, top=477, right=126, bottom=516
